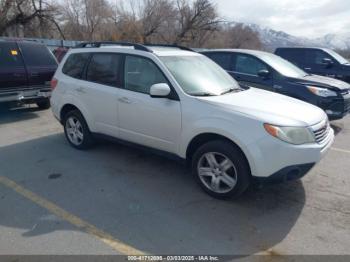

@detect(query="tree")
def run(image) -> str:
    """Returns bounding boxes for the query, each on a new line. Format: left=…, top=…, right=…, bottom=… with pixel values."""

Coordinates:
left=173, top=0, right=221, bottom=46
left=139, top=0, right=176, bottom=43
left=204, top=23, right=263, bottom=50
left=59, top=0, right=112, bottom=41
left=0, top=0, right=59, bottom=37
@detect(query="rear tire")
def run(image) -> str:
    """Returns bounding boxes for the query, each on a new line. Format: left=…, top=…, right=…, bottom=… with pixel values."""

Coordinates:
left=63, top=110, right=94, bottom=150
left=191, top=140, right=251, bottom=199
left=36, top=99, right=50, bottom=109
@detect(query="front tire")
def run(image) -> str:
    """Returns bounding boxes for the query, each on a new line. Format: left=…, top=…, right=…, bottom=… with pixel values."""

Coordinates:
left=63, top=110, right=94, bottom=150
left=192, top=140, right=251, bottom=199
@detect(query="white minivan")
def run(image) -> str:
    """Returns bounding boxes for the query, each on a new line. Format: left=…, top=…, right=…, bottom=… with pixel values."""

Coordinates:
left=51, top=42, right=334, bottom=199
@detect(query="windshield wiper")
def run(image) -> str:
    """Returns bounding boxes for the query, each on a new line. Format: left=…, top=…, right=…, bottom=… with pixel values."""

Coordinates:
left=189, top=92, right=217, bottom=97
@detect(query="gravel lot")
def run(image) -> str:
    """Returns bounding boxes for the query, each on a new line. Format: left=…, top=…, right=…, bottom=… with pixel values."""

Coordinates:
left=0, top=104, right=349, bottom=257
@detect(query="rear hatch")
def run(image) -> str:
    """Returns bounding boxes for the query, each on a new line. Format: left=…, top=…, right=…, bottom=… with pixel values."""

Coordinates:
left=18, top=42, right=58, bottom=89
left=0, top=41, right=28, bottom=92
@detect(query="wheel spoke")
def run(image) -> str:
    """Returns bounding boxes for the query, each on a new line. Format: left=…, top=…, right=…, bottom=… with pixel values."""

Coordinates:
left=198, top=167, right=214, bottom=177
left=68, top=117, right=76, bottom=128
left=220, top=158, right=232, bottom=172
left=205, top=153, right=218, bottom=168
left=211, top=176, right=221, bottom=192
left=76, top=131, right=83, bottom=140
left=220, top=173, right=237, bottom=188
left=71, top=133, right=78, bottom=144
left=66, top=127, right=74, bottom=135
left=76, top=121, right=82, bottom=130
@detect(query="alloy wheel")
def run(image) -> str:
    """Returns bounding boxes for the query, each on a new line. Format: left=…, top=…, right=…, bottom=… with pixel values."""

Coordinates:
left=197, top=152, right=238, bottom=193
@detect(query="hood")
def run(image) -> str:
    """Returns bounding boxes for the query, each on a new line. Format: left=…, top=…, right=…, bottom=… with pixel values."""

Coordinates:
left=198, top=88, right=326, bottom=127
left=291, top=74, right=350, bottom=91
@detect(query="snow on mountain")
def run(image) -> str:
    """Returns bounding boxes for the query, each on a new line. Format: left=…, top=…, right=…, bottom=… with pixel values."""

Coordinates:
left=316, top=33, right=350, bottom=50
left=242, top=23, right=350, bottom=51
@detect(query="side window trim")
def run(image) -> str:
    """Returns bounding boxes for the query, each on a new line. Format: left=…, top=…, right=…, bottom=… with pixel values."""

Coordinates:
left=122, top=54, right=179, bottom=101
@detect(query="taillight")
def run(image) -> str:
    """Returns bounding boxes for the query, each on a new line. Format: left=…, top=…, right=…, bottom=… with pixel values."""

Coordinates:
left=51, top=78, right=58, bottom=90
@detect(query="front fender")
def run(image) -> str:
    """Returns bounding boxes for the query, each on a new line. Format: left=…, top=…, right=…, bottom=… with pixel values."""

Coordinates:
left=180, top=116, right=266, bottom=176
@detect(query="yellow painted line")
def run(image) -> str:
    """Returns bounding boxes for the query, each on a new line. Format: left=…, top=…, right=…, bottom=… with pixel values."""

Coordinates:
left=331, top=147, right=350, bottom=154
left=0, top=175, right=146, bottom=255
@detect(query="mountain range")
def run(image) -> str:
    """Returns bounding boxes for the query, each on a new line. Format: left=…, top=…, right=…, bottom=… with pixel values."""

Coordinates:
left=244, top=23, right=350, bottom=51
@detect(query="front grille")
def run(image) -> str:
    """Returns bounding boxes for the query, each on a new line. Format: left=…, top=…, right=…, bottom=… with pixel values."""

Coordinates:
left=313, top=121, right=330, bottom=144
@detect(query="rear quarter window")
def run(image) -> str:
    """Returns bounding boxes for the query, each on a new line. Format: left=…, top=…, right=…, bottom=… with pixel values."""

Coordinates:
left=19, top=42, right=57, bottom=66
left=276, top=49, right=305, bottom=66
left=0, top=42, right=24, bottom=68
left=86, top=53, right=122, bottom=87
left=62, top=53, right=90, bottom=79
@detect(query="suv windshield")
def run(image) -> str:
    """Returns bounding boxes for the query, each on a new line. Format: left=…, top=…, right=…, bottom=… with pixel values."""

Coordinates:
left=160, top=55, right=240, bottom=96
left=260, top=53, right=308, bottom=78
left=324, top=49, right=350, bottom=65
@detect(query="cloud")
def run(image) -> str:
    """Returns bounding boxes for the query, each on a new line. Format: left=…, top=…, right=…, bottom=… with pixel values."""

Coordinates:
left=211, top=0, right=350, bottom=38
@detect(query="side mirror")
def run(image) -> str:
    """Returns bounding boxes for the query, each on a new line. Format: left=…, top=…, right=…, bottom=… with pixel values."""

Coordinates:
left=150, top=83, right=171, bottom=98
left=322, top=58, right=333, bottom=68
left=257, top=69, right=270, bottom=79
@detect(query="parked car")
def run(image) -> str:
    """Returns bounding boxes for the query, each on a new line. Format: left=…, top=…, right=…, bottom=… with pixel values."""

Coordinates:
left=51, top=42, right=334, bottom=199
left=275, top=47, right=350, bottom=83
left=0, top=40, right=58, bottom=109
left=201, top=49, right=350, bottom=120
left=53, top=47, right=69, bottom=63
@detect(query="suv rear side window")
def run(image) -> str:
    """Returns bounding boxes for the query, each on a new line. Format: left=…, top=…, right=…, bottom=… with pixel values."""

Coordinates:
left=0, top=42, right=24, bottom=68
left=208, top=53, right=233, bottom=71
left=277, top=49, right=304, bottom=66
left=124, top=56, right=167, bottom=94
left=62, top=53, right=90, bottom=79
left=86, top=53, right=122, bottom=87
left=19, top=42, right=57, bottom=66
left=234, top=54, right=268, bottom=76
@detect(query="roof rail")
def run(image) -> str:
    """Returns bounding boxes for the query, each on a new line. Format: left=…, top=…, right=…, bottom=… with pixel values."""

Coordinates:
left=145, top=44, right=193, bottom=52
left=75, top=41, right=153, bottom=52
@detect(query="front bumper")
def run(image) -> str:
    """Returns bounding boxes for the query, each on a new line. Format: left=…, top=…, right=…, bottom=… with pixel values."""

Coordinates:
left=319, top=93, right=350, bottom=120
left=246, top=124, right=334, bottom=179
left=254, top=163, right=315, bottom=183
left=0, top=87, right=51, bottom=104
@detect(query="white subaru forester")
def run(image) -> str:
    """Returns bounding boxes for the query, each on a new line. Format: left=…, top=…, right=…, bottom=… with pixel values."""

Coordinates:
left=51, top=42, right=334, bottom=199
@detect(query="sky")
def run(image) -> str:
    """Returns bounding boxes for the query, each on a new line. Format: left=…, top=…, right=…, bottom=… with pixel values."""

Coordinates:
left=211, top=0, right=350, bottom=38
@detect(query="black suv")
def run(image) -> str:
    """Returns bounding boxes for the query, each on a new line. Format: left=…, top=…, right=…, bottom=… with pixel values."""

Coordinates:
left=0, top=40, right=58, bottom=109
left=275, top=47, right=350, bottom=84
left=201, top=49, right=350, bottom=120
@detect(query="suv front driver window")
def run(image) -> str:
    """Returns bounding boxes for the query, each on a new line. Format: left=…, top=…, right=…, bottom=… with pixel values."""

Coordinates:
left=124, top=56, right=167, bottom=94
left=307, top=50, right=334, bottom=65
left=235, top=54, right=268, bottom=76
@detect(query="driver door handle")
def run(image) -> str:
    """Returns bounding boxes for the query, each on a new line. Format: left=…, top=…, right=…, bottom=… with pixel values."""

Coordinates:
left=118, top=97, right=132, bottom=104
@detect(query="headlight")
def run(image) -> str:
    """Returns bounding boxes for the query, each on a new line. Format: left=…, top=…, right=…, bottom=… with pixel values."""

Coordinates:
left=264, top=123, right=315, bottom=145
left=307, top=86, right=337, bottom=97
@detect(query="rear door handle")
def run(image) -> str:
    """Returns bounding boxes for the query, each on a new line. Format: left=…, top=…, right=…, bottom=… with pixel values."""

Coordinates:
left=118, top=97, right=132, bottom=104
left=304, top=68, right=311, bottom=71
